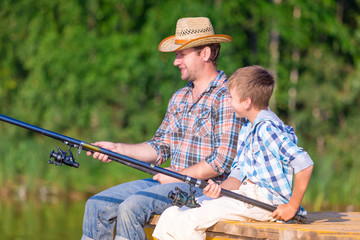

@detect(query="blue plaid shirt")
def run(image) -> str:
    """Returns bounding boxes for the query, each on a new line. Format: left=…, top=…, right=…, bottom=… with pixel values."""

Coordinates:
left=229, top=109, right=313, bottom=214
left=147, top=71, right=241, bottom=182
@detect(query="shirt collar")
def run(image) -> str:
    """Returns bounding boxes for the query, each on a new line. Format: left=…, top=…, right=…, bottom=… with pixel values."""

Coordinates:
left=251, top=108, right=284, bottom=130
left=185, top=70, right=226, bottom=92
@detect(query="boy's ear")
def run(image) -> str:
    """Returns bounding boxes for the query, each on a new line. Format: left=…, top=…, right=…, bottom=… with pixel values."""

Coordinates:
left=244, top=98, right=252, bottom=109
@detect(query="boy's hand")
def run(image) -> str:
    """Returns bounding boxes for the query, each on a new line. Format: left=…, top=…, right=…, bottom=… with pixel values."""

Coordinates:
left=203, top=179, right=221, bottom=199
left=271, top=203, right=298, bottom=222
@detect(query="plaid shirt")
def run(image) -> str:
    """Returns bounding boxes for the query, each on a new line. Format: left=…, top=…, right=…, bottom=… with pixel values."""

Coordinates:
left=147, top=71, right=241, bottom=182
left=229, top=109, right=313, bottom=214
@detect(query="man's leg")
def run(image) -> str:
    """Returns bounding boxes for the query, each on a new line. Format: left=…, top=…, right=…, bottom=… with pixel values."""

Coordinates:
left=81, top=178, right=159, bottom=240
left=115, top=181, right=203, bottom=240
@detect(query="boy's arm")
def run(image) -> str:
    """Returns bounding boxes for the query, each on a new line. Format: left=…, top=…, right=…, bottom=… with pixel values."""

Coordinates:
left=271, top=165, right=313, bottom=221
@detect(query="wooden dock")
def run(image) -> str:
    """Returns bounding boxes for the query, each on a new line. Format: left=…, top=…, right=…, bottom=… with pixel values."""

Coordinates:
left=144, top=211, right=360, bottom=239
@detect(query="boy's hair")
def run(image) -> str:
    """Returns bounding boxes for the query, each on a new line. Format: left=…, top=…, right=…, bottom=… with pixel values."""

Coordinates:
left=227, top=66, right=275, bottom=110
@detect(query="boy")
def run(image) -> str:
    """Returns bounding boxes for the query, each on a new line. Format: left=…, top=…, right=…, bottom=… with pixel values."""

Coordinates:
left=152, top=65, right=314, bottom=240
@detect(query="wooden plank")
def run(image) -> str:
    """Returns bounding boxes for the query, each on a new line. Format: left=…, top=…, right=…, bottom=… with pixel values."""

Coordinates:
left=145, top=212, right=360, bottom=240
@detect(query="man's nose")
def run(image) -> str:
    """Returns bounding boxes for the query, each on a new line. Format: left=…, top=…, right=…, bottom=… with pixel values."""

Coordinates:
left=174, top=57, right=181, bottom=66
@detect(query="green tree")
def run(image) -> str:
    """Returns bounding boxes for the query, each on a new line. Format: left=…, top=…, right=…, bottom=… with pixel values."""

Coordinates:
left=0, top=0, right=359, bottom=209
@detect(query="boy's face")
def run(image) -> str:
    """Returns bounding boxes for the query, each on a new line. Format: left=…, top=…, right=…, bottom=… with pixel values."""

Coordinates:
left=229, top=88, right=247, bottom=118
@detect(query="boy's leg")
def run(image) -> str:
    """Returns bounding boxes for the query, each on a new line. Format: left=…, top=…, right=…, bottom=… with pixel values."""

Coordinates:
left=166, top=184, right=273, bottom=240
left=81, top=178, right=159, bottom=240
left=152, top=195, right=213, bottom=240
left=152, top=206, right=180, bottom=240
left=115, top=182, right=203, bottom=240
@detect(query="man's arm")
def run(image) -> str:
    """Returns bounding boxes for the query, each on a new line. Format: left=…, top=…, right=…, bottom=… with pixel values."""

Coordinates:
left=153, top=160, right=219, bottom=184
left=87, top=141, right=158, bottom=164
left=271, top=165, right=313, bottom=221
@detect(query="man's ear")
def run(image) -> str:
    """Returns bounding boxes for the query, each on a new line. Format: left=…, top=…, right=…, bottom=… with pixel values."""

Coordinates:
left=201, top=47, right=211, bottom=62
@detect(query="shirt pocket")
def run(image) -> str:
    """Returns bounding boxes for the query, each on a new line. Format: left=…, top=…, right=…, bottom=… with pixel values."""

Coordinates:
left=192, top=107, right=212, bottom=138
left=168, top=104, right=184, bottom=134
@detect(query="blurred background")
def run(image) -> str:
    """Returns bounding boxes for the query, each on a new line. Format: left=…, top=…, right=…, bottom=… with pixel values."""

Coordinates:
left=1, top=0, right=359, bottom=239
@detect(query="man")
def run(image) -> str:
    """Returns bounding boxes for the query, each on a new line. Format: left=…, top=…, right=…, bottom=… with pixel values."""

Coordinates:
left=81, top=17, right=241, bottom=240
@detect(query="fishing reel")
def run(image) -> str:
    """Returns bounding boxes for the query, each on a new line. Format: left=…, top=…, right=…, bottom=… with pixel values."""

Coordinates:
left=48, top=146, right=80, bottom=168
left=168, top=185, right=200, bottom=208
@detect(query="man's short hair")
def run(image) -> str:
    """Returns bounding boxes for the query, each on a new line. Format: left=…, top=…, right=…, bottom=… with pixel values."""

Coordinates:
left=227, top=65, right=275, bottom=110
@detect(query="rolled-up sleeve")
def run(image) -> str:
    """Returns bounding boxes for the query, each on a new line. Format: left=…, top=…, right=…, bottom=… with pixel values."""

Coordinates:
left=260, top=123, right=314, bottom=174
left=205, top=90, right=241, bottom=175
left=146, top=108, right=172, bottom=166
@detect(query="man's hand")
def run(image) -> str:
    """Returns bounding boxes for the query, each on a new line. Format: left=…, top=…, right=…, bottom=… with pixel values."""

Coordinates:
left=203, top=179, right=221, bottom=199
left=153, top=169, right=181, bottom=184
left=87, top=141, right=158, bottom=164
left=86, top=141, right=117, bottom=163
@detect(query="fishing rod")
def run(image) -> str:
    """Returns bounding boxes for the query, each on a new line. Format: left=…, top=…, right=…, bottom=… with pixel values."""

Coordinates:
left=0, top=114, right=306, bottom=223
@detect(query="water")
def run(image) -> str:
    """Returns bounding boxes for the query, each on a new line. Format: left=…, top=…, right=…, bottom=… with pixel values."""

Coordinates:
left=0, top=199, right=84, bottom=240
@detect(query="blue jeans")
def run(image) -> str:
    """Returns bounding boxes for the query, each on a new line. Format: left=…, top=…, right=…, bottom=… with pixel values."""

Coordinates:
left=81, top=178, right=203, bottom=240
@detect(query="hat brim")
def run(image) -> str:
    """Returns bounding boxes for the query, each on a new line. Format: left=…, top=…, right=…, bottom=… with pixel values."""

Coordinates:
left=158, top=34, right=233, bottom=52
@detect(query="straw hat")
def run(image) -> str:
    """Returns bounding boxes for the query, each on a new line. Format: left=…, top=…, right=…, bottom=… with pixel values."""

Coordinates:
left=158, top=17, right=233, bottom=52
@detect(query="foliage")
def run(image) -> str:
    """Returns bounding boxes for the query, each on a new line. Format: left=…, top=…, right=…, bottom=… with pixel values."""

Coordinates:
left=0, top=0, right=360, bottom=210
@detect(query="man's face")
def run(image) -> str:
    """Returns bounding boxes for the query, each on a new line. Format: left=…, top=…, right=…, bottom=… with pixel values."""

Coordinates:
left=173, top=48, right=202, bottom=82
